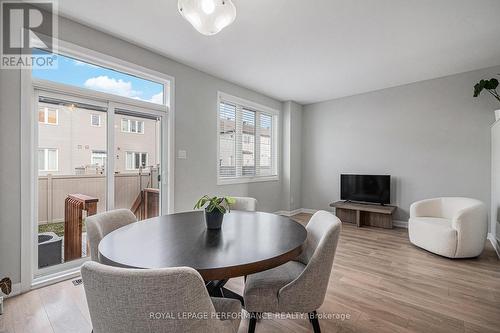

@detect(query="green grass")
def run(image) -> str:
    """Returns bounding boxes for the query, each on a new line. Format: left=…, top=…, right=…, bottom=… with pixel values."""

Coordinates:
left=38, top=222, right=87, bottom=237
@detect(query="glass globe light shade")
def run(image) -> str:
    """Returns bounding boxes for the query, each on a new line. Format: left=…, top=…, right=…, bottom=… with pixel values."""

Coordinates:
left=178, top=0, right=236, bottom=36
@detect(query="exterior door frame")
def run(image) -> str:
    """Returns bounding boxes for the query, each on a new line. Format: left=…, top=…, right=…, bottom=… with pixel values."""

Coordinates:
left=20, top=39, right=175, bottom=292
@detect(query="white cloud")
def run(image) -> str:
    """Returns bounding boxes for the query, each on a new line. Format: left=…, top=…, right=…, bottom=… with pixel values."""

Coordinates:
left=150, top=92, right=163, bottom=104
left=84, top=76, right=141, bottom=98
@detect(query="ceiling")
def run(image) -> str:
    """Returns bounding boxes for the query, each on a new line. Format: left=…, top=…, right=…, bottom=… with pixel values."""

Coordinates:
left=58, top=0, right=500, bottom=105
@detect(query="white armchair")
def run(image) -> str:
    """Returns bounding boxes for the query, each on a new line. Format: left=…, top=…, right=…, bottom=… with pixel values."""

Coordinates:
left=408, top=197, right=487, bottom=258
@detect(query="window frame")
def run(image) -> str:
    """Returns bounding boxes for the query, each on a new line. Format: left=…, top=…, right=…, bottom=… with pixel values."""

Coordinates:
left=38, top=107, right=59, bottom=125
left=125, top=151, right=148, bottom=170
left=38, top=148, right=59, bottom=172
left=91, top=150, right=107, bottom=166
left=20, top=37, right=176, bottom=293
left=217, top=92, right=280, bottom=185
left=90, top=114, right=101, bottom=127
left=121, top=118, right=145, bottom=134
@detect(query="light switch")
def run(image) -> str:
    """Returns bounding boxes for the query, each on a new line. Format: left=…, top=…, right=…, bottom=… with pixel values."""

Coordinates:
left=177, top=150, right=187, bottom=159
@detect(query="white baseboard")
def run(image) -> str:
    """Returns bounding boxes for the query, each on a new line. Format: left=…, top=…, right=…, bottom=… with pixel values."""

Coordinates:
left=487, top=233, right=500, bottom=259
left=275, top=209, right=409, bottom=229
left=274, top=209, right=303, bottom=217
left=393, top=220, right=408, bottom=228
left=274, top=208, right=319, bottom=216
left=300, top=208, right=319, bottom=214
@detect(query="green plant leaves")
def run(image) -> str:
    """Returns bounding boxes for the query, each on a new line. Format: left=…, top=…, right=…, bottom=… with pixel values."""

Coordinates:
left=485, top=78, right=499, bottom=90
left=473, top=78, right=500, bottom=104
left=194, top=195, right=235, bottom=214
left=474, top=80, right=486, bottom=97
left=0, top=277, right=12, bottom=295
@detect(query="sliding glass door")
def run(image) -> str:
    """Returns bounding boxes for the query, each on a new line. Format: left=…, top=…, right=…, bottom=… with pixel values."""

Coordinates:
left=34, top=90, right=167, bottom=275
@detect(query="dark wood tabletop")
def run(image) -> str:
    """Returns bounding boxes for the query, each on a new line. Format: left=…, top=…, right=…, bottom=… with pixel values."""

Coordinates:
left=98, top=210, right=307, bottom=280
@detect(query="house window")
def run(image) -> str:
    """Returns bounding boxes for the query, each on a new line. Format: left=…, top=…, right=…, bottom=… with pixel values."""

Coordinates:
left=38, top=148, right=58, bottom=172
left=38, top=107, right=58, bottom=125
left=217, top=93, right=279, bottom=184
left=90, top=114, right=101, bottom=127
left=121, top=118, right=144, bottom=134
left=91, top=150, right=107, bottom=166
left=126, top=152, right=148, bottom=170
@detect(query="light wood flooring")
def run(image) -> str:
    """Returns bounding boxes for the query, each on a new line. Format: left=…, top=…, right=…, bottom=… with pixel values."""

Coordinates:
left=1, top=213, right=499, bottom=333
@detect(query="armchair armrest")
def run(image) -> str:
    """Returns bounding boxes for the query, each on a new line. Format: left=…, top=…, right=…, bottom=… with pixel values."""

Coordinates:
left=451, top=202, right=487, bottom=257
left=410, top=198, right=442, bottom=218
left=451, top=203, right=487, bottom=232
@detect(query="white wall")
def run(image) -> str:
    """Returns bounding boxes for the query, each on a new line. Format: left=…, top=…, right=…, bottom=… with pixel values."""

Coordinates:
left=0, top=16, right=283, bottom=285
left=491, top=121, right=500, bottom=243
left=301, top=66, right=500, bottom=222
left=282, top=101, right=303, bottom=211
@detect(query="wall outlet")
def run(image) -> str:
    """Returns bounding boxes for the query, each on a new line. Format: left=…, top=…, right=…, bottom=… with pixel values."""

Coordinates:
left=177, top=150, right=187, bottom=159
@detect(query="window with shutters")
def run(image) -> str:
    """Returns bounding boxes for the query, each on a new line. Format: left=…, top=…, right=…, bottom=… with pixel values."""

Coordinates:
left=217, top=92, right=279, bottom=184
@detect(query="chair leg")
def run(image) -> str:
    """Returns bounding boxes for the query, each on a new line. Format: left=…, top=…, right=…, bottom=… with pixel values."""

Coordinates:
left=248, top=312, right=258, bottom=333
left=309, top=311, right=321, bottom=333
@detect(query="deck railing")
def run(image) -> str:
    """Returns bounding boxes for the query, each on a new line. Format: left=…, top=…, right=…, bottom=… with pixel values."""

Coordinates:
left=64, top=194, right=98, bottom=261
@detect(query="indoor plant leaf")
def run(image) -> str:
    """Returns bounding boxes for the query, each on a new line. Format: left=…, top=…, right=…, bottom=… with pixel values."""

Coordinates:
left=0, top=277, right=12, bottom=295
left=484, top=78, right=499, bottom=90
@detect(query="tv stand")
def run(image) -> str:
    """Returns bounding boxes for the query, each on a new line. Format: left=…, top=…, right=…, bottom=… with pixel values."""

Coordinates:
left=330, top=201, right=397, bottom=229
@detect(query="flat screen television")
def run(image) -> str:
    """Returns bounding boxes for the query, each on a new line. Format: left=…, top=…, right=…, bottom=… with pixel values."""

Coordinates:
left=341, top=174, right=391, bottom=205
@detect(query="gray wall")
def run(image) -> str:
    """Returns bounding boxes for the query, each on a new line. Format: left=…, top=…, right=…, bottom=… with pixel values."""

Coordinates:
left=301, top=67, right=500, bottom=222
left=0, top=16, right=283, bottom=285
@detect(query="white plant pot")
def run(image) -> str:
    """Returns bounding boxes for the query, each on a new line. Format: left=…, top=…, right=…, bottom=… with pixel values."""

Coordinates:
left=495, top=109, right=500, bottom=121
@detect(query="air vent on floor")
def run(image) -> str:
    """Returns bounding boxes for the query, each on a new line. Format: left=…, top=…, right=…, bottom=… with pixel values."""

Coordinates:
left=72, top=278, right=83, bottom=286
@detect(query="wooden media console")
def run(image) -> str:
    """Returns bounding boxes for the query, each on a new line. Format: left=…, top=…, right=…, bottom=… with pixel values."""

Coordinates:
left=330, top=201, right=397, bottom=229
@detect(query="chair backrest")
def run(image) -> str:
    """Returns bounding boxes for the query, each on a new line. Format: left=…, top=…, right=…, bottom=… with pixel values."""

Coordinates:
left=81, top=261, right=230, bottom=333
left=230, top=197, right=257, bottom=212
left=86, top=209, right=137, bottom=262
left=279, top=210, right=341, bottom=311
left=440, top=197, right=484, bottom=220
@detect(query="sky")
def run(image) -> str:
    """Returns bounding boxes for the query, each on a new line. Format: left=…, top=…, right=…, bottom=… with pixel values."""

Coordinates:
left=32, top=52, right=165, bottom=105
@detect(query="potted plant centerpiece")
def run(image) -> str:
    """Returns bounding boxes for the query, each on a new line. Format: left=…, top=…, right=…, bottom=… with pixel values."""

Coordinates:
left=194, top=195, right=236, bottom=230
left=473, top=75, right=500, bottom=120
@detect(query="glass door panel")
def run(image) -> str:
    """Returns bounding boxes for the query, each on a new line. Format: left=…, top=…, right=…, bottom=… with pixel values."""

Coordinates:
left=37, top=94, right=107, bottom=268
left=114, top=110, right=162, bottom=220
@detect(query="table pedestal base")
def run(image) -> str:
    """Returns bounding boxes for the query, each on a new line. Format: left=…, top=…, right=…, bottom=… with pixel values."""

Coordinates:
left=206, top=280, right=244, bottom=305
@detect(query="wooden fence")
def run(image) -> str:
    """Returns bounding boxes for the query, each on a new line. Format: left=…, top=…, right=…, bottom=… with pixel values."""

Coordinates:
left=38, top=173, right=152, bottom=225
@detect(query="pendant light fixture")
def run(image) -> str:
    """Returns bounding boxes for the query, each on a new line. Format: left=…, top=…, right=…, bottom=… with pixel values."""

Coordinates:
left=178, top=0, right=236, bottom=36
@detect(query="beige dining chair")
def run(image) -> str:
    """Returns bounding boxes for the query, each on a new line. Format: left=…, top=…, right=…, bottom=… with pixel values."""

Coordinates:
left=230, top=197, right=257, bottom=212
left=81, top=261, right=241, bottom=333
left=243, top=210, right=341, bottom=333
left=86, top=209, right=137, bottom=262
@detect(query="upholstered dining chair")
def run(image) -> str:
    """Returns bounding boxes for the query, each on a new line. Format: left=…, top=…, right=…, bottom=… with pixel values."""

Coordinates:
left=86, top=209, right=137, bottom=262
left=82, top=261, right=241, bottom=333
left=243, top=210, right=341, bottom=333
left=230, top=197, right=257, bottom=211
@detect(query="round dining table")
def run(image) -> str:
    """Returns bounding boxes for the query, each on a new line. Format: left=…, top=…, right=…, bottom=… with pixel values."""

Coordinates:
left=98, top=210, right=307, bottom=303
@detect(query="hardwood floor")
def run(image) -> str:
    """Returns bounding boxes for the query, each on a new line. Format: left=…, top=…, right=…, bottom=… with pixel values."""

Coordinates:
left=1, top=213, right=499, bottom=333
